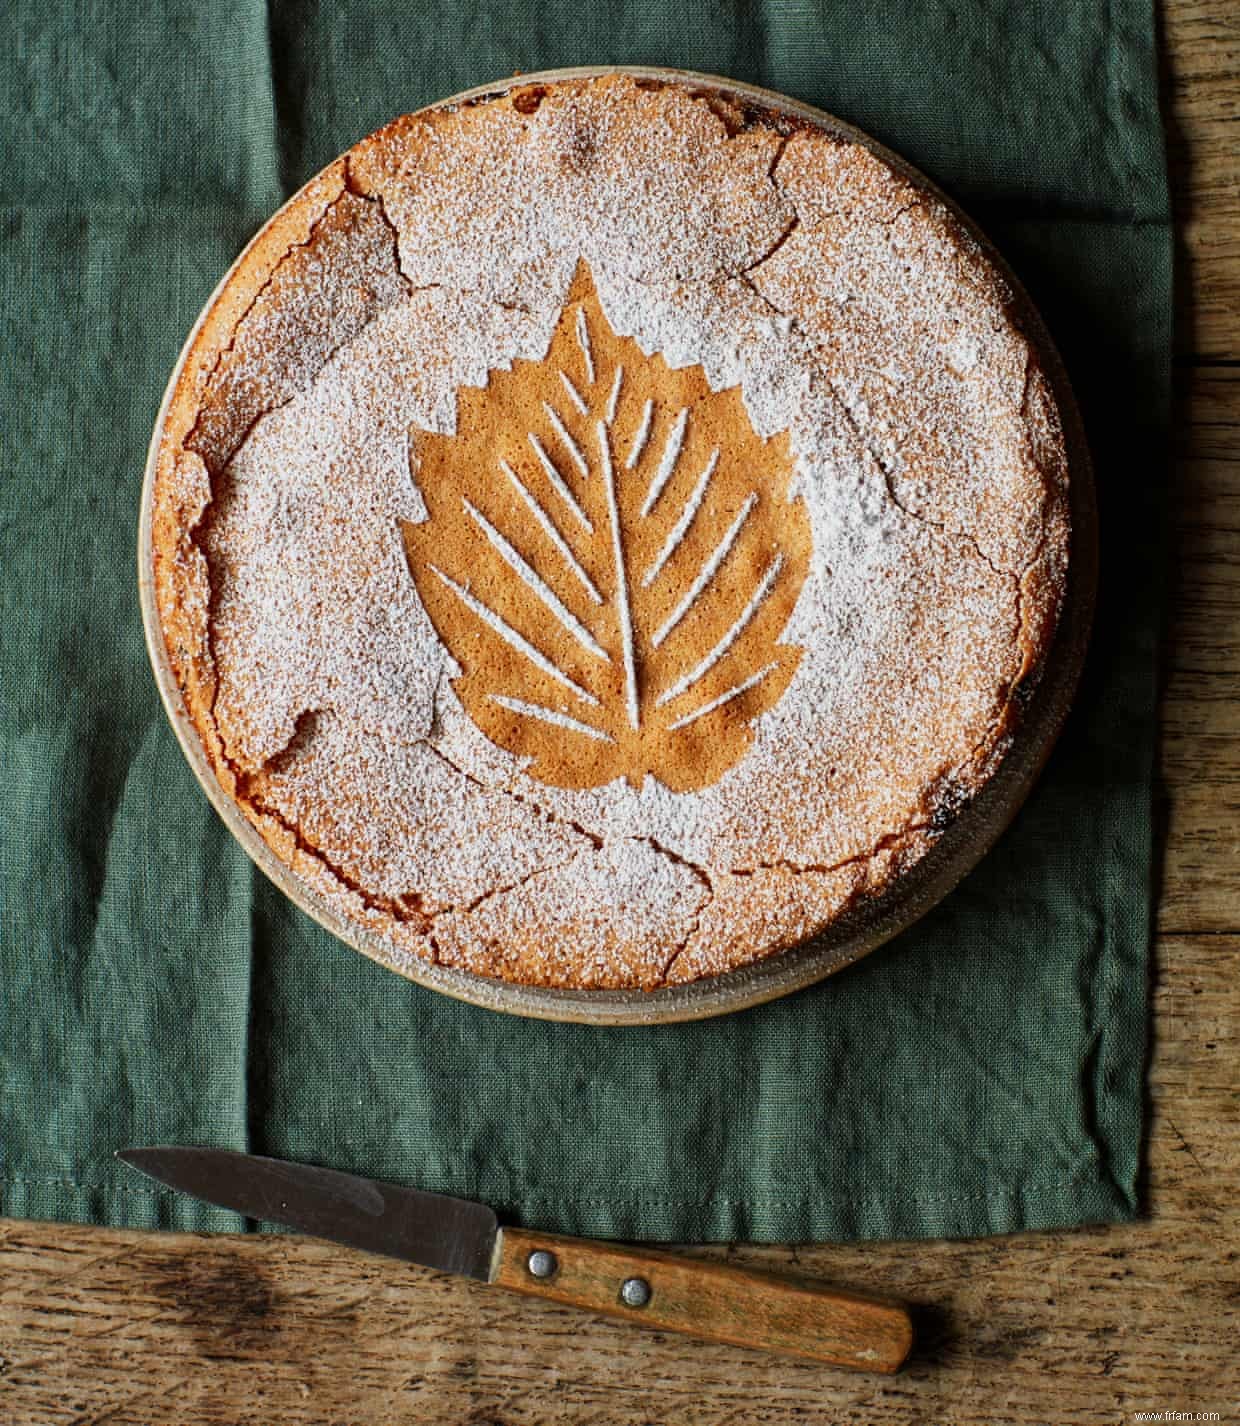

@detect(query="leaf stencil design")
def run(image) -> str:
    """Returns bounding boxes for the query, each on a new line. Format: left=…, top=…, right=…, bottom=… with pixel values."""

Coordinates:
left=402, top=263, right=812, bottom=793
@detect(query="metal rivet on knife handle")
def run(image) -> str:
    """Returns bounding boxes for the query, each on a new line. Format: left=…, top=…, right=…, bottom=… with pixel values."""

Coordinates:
left=620, top=1276, right=652, bottom=1308
left=526, top=1249, right=558, bottom=1279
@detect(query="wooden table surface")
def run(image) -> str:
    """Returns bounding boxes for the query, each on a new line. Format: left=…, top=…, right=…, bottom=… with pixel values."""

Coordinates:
left=4, top=4, right=1238, bottom=1421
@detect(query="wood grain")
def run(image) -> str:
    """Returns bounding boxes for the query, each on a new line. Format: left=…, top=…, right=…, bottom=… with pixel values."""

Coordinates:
left=2, top=2, right=1238, bottom=1420
left=1163, top=0, right=1240, bottom=359
left=494, top=1226, right=914, bottom=1373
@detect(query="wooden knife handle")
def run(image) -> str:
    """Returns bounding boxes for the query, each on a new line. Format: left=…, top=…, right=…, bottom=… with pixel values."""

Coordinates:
left=495, top=1227, right=913, bottom=1373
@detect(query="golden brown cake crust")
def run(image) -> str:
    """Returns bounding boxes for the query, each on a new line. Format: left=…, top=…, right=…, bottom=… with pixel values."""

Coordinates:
left=150, top=73, right=1071, bottom=991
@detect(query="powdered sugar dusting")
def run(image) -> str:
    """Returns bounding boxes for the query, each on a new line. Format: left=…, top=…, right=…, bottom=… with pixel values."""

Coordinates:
left=625, top=398, right=654, bottom=469
left=162, top=74, right=1069, bottom=989
left=605, top=366, right=623, bottom=423
left=641, top=406, right=689, bottom=516
left=667, top=660, right=780, bottom=731
left=489, top=695, right=614, bottom=743
left=559, top=368, right=589, bottom=415
left=576, top=305, right=596, bottom=385
left=542, top=402, right=589, bottom=479
left=528, top=432, right=592, bottom=529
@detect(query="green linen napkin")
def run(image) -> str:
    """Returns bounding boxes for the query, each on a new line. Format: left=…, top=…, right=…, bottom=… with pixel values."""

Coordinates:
left=1, top=0, right=1169, bottom=1241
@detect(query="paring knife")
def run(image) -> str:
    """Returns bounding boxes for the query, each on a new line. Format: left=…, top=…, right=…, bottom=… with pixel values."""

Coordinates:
left=118, top=1146, right=913, bottom=1373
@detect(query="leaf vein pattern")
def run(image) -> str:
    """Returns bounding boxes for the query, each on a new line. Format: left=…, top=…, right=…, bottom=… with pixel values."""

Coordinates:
left=575, top=307, right=595, bottom=385
left=626, top=398, right=654, bottom=468
left=528, top=433, right=592, bottom=531
left=656, top=555, right=786, bottom=708
left=641, top=407, right=689, bottom=516
left=605, top=367, right=623, bottom=424
left=541, top=401, right=589, bottom=477
left=402, top=262, right=809, bottom=792
left=643, top=450, right=723, bottom=592
left=462, top=497, right=608, bottom=660
left=559, top=369, right=589, bottom=415
left=667, top=662, right=780, bottom=731
left=598, top=420, right=640, bottom=731
left=429, top=565, right=599, bottom=707
left=499, top=458, right=602, bottom=604
left=651, top=489, right=756, bottom=647
left=490, top=695, right=614, bottom=742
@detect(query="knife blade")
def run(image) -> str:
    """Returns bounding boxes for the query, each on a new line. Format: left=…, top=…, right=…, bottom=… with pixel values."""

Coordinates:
left=118, top=1146, right=914, bottom=1373
left=118, top=1146, right=499, bottom=1280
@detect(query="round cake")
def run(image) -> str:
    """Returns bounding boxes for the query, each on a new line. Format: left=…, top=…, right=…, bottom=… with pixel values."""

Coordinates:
left=148, top=71, right=1072, bottom=994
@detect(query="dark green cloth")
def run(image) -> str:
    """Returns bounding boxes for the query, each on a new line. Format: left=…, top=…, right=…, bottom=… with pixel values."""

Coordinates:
left=1, top=1, right=1168, bottom=1241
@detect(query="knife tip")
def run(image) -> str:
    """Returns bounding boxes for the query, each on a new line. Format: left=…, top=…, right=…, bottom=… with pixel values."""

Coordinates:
left=115, top=1146, right=157, bottom=1172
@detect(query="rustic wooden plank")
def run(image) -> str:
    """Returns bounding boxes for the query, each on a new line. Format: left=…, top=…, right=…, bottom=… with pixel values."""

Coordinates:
left=1159, top=368, right=1240, bottom=932
left=0, top=930, right=1233, bottom=1425
left=1163, top=0, right=1240, bottom=359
